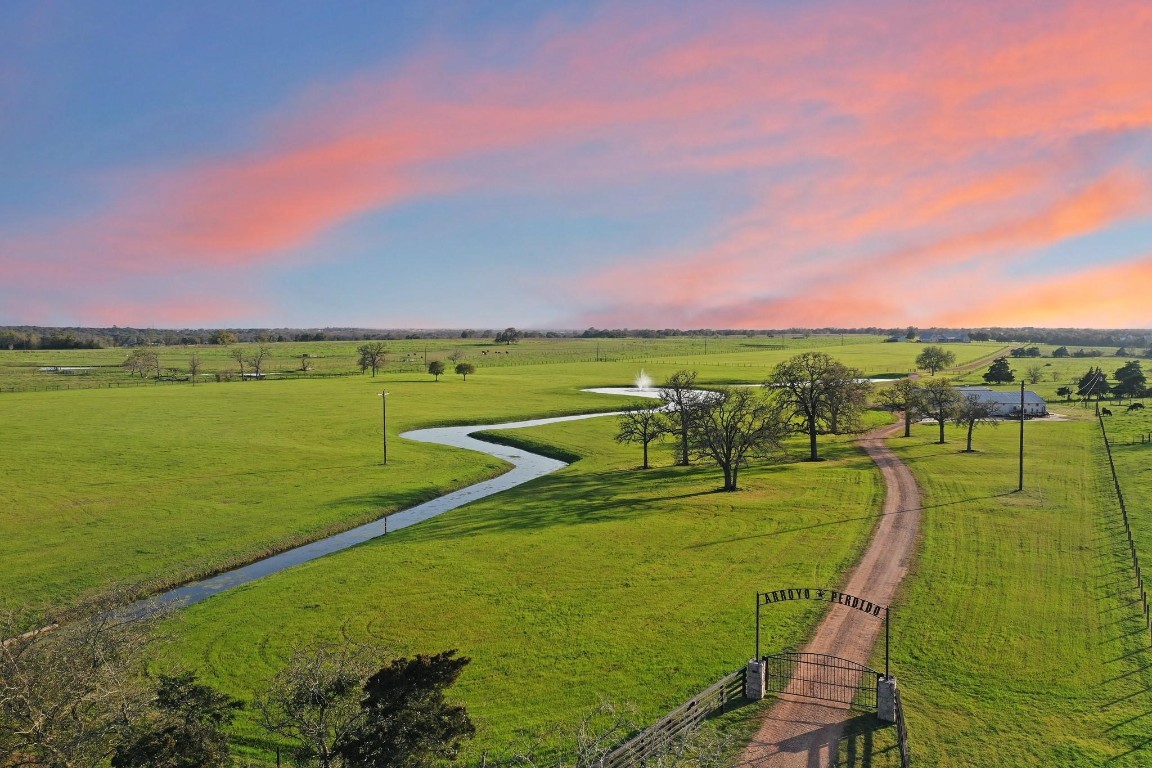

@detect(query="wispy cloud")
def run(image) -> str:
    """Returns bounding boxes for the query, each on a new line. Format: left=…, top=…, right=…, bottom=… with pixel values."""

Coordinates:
left=3, top=0, right=1152, bottom=326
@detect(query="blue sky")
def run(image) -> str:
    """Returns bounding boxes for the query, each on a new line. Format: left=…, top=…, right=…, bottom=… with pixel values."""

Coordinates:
left=2, top=1, right=1151, bottom=329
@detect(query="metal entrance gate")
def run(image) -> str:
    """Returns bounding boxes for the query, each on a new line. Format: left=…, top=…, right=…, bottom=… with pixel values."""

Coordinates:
left=763, top=651, right=881, bottom=710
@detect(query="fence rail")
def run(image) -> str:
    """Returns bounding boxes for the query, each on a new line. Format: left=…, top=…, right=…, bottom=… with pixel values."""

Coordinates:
left=1098, top=415, right=1151, bottom=643
left=599, top=668, right=745, bottom=768
left=893, top=685, right=911, bottom=767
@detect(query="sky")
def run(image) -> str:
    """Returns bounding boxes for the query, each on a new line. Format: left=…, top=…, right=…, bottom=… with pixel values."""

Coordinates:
left=1, top=0, right=1151, bottom=331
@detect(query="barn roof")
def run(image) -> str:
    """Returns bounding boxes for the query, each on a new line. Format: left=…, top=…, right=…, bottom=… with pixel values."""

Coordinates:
left=955, top=387, right=1047, bottom=406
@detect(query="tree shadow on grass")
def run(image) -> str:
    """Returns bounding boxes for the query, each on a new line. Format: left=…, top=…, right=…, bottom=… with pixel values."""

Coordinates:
left=1106, top=735, right=1152, bottom=763
left=836, top=714, right=902, bottom=768
left=913, top=491, right=1016, bottom=511
left=749, top=713, right=897, bottom=768
left=343, top=464, right=731, bottom=543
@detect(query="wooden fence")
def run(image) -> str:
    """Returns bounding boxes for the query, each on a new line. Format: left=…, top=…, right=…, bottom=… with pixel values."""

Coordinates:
left=599, top=668, right=745, bottom=768
left=894, top=684, right=911, bottom=767
left=1098, top=415, right=1151, bottom=643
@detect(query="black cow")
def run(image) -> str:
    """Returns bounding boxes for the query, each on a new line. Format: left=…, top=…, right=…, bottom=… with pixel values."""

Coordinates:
left=1102, top=408, right=1113, bottom=416
left=1128, top=403, right=1145, bottom=412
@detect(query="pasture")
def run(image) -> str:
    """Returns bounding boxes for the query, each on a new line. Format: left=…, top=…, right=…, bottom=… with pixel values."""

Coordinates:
left=161, top=416, right=886, bottom=762
left=2, top=336, right=1021, bottom=763
left=0, top=337, right=1001, bottom=611
left=883, top=413, right=1152, bottom=766
left=0, top=334, right=993, bottom=392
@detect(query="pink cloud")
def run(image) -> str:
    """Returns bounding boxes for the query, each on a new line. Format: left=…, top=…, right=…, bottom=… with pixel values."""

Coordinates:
left=5, top=0, right=1152, bottom=326
left=934, top=254, right=1152, bottom=328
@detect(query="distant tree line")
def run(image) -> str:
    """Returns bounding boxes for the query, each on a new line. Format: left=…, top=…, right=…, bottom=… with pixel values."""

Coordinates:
left=6, top=324, right=1151, bottom=352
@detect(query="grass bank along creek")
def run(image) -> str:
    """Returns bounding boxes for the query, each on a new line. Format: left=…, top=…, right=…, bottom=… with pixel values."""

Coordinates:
left=151, top=410, right=623, bottom=608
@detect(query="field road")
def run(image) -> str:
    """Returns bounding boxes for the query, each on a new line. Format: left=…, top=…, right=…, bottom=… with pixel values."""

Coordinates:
left=739, top=417, right=921, bottom=768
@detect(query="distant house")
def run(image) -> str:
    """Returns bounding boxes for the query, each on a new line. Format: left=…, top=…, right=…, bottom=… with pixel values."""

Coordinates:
left=955, top=386, right=1048, bottom=417
left=921, top=332, right=971, bottom=343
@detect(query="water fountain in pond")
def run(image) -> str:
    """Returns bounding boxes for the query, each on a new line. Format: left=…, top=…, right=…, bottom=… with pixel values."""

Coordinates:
left=634, top=369, right=653, bottom=391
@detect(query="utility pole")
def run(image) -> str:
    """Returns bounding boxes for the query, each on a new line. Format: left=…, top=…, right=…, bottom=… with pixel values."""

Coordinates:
left=1017, top=382, right=1025, bottom=491
left=378, top=390, right=389, bottom=465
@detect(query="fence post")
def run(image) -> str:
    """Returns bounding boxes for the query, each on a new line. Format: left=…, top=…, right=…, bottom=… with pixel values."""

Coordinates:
left=745, top=659, right=766, bottom=701
left=877, top=676, right=898, bottom=723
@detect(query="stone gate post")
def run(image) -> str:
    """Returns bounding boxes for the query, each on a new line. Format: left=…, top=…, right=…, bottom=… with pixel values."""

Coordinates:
left=745, top=658, right=766, bottom=700
left=877, top=676, right=897, bottom=722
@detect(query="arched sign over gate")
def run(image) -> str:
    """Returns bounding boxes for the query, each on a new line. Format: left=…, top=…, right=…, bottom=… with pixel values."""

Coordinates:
left=756, top=587, right=891, bottom=678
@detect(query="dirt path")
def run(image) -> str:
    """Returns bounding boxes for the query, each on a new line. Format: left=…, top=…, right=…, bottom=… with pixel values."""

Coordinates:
left=739, top=418, right=921, bottom=767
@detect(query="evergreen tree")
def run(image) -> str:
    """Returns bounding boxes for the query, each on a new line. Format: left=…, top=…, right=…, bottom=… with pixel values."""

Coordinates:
left=112, top=673, right=241, bottom=768
left=1114, top=361, right=1147, bottom=400
left=982, top=357, right=1015, bottom=384
left=335, top=651, right=474, bottom=768
left=1077, top=367, right=1110, bottom=398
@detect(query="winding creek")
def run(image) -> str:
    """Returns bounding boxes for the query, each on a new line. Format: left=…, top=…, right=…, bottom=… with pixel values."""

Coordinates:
left=151, top=391, right=659, bottom=610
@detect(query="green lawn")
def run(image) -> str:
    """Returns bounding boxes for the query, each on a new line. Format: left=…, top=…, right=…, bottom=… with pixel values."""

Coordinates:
left=159, top=415, right=885, bottom=763
left=1097, top=407, right=1152, bottom=640
left=1, top=339, right=991, bottom=610
left=0, top=335, right=1004, bottom=391
left=0, top=336, right=1019, bottom=764
left=883, top=412, right=1152, bottom=766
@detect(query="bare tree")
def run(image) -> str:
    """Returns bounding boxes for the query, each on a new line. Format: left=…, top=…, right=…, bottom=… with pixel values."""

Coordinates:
left=615, top=403, right=669, bottom=469
left=0, top=594, right=166, bottom=768
left=123, top=349, right=158, bottom=379
left=187, top=351, right=202, bottom=386
left=767, top=352, right=871, bottom=461
left=659, top=370, right=700, bottom=466
left=231, top=348, right=246, bottom=379
left=825, top=369, right=872, bottom=435
left=247, top=344, right=273, bottom=380
left=255, top=642, right=388, bottom=768
left=875, top=378, right=922, bottom=438
left=685, top=387, right=787, bottom=491
left=953, top=393, right=999, bottom=452
left=483, top=698, right=732, bottom=768
left=1025, top=366, right=1044, bottom=385
left=358, top=343, right=388, bottom=377
left=920, top=378, right=963, bottom=444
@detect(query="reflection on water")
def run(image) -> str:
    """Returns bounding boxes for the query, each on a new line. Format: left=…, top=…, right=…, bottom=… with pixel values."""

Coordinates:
left=150, top=412, right=617, bottom=609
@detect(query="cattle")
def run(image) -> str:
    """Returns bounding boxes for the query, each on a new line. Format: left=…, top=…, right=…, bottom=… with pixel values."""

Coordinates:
left=1102, top=408, right=1113, bottom=416
left=1128, top=403, right=1146, bottom=412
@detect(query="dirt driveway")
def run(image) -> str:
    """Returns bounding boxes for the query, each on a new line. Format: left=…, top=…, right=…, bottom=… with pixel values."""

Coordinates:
left=740, top=418, right=921, bottom=767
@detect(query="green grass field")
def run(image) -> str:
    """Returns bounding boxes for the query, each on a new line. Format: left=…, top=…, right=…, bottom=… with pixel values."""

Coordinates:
left=0, top=335, right=1002, bottom=392
left=883, top=410, right=1152, bottom=766
left=1, top=338, right=1001, bottom=611
left=159, top=415, right=886, bottom=763
left=15, top=338, right=1096, bottom=764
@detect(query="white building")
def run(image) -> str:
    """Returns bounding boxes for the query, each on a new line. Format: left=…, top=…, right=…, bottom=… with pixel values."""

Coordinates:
left=955, top=387, right=1048, bottom=417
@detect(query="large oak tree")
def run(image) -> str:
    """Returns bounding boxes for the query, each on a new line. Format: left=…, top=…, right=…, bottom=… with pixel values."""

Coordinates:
left=953, top=393, right=998, bottom=452
left=920, top=378, right=963, bottom=444
left=876, top=378, right=922, bottom=438
left=684, top=387, right=787, bottom=491
left=659, top=370, right=702, bottom=466
left=766, top=352, right=872, bottom=461
left=615, top=402, right=669, bottom=469
left=915, top=345, right=956, bottom=375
